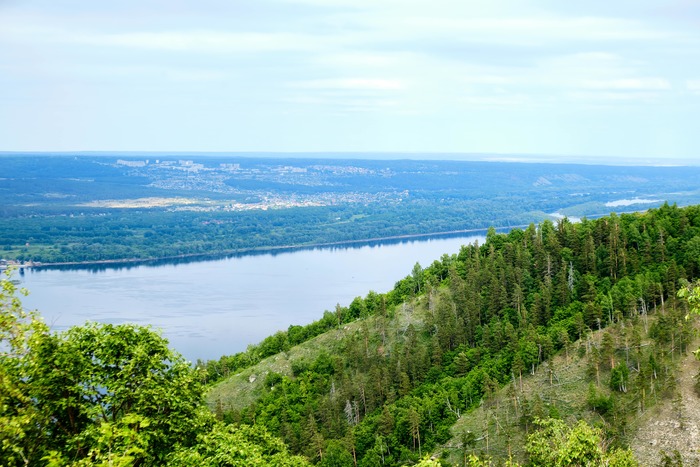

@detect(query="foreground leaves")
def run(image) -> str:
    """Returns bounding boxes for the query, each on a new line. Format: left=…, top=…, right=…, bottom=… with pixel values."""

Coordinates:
left=0, top=269, right=309, bottom=466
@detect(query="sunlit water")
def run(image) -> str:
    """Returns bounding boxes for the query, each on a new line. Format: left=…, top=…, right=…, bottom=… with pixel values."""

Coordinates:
left=19, top=234, right=486, bottom=361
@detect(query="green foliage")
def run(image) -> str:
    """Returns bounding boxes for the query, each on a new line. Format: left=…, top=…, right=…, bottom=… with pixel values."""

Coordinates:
left=678, top=279, right=700, bottom=323
left=658, top=449, right=684, bottom=467
left=207, top=204, right=700, bottom=466
left=406, top=456, right=442, bottom=466
left=6, top=156, right=700, bottom=268
left=610, top=364, right=630, bottom=393
left=25, top=322, right=205, bottom=464
left=167, top=423, right=310, bottom=466
left=0, top=269, right=50, bottom=466
left=587, top=383, right=613, bottom=415
left=526, top=418, right=637, bottom=467
left=0, top=270, right=307, bottom=466
left=9, top=201, right=700, bottom=465
left=319, top=440, right=354, bottom=467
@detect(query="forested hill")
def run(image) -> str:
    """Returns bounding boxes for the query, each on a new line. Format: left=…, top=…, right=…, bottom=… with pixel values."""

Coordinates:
left=3, top=203, right=700, bottom=466
left=206, top=202, right=700, bottom=466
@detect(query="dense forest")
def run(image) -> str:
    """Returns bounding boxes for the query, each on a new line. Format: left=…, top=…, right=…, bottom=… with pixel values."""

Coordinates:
left=2, top=203, right=700, bottom=465
left=204, top=203, right=700, bottom=465
left=3, top=155, right=700, bottom=264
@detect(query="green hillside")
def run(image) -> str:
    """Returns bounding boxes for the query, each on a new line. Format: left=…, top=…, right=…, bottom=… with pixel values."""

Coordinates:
left=3, top=202, right=700, bottom=465
left=202, top=203, right=700, bottom=466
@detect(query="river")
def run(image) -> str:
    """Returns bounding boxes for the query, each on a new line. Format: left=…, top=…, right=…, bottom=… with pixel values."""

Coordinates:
left=17, top=233, right=486, bottom=362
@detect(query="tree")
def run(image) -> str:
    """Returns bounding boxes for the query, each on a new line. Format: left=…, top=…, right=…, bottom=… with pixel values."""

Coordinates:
left=526, top=418, right=637, bottom=466
left=407, top=456, right=443, bottom=466
left=0, top=270, right=307, bottom=466
left=685, top=236, right=700, bottom=273
left=408, top=406, right=422, bottom=456
left=167, top=423, right=310, bottom=466
left=0, top=269, right=51, bottom=465
left=678, top=279, right=700, bottom=359
left=610, top=364, right=629, bottom=393
left=411, top=262, right=424, bottom=295
left=29, top=321, right=205, bottom=465
left=321, top=440, right=354, bottom=467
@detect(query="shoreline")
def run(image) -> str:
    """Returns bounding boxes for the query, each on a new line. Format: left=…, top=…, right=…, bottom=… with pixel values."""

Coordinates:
left=3, top=207, right=650, bottom=271
left=10, top=224, right=527, bottom=270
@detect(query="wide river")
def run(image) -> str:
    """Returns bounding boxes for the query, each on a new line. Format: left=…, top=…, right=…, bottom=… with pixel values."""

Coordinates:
left=18, top=234, right=486, bottom=362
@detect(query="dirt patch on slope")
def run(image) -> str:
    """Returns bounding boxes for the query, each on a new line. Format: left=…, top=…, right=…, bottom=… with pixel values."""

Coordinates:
left=632, top=347, right=700, bottom=466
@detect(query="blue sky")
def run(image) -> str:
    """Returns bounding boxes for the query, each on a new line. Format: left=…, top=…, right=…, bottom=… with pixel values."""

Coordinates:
left=1, top=0, right=699, bottom=162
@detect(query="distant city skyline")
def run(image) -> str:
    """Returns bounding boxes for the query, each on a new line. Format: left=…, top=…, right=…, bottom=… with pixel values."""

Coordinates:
left=1, top=1, right=699, bottom=161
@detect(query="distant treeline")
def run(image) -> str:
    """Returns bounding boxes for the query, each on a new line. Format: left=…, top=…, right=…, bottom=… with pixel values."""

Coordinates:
left=2, top=202, right=543, bottom=264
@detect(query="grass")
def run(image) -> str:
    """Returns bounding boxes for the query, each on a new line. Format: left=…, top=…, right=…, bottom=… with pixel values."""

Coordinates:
left=440, top=339, right=597, bottom=464
left=205, top=297, right=426, bottom=413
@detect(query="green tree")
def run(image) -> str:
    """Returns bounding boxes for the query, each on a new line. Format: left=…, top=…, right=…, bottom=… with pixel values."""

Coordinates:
left=526, top=418, right=637, bottom=466
left=610, top=364, right=629, bottom=393
left=320, top=440, right=354, bottom=467
left=0, top=270, right=306, bottom=466
left=408, top=406, right=422, bottom=456
left=36, top=321, right=205, bottom=465
left=0, top=269, right=51, bottom=465
left=679, top=279, right=700, bottom=359
left=167, top=423, right=310, bottom=466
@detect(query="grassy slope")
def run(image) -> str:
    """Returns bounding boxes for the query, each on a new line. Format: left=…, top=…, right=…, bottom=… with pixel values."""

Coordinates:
left=440, top=331, right=606, bottom=464
left=206, top=299, right=425, bottom=414
left=630, top=341, right=700, bottom=465
left=440, top=319, right=700, bottom=466
left=206, top=296, right=700, bottom=466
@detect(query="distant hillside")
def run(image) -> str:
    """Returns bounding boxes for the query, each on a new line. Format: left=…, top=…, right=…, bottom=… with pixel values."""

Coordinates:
left=4, top=155, right=700, bottom=264
left=203, top=203, right=700, bottom=466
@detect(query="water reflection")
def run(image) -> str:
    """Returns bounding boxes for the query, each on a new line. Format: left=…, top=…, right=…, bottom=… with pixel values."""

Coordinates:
left=32, top=228, right=505, bottom=273
left=21, top=233, right=490, bottom=361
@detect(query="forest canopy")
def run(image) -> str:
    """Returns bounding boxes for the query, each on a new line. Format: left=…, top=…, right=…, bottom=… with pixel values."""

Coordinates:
left=3, top=202, right=700, bottom=465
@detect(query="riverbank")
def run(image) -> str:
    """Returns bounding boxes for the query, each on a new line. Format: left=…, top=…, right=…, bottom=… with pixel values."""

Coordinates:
left=19, top=232, right=493, bottom=360
left=7, top=224, right=525, bottom=271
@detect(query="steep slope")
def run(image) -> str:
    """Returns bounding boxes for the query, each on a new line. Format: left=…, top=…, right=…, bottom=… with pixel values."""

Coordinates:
left=201, top=203, right=700, bottom=466
left=631, top=344, right=700, bottom=466
left=439, top=317, right=699, bottom=465
left=206, top=305, right=423, bottom=414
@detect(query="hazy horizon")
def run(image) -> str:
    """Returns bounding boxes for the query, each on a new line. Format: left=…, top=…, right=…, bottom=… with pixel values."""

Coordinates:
left=1, top=150, right=697, bottom=167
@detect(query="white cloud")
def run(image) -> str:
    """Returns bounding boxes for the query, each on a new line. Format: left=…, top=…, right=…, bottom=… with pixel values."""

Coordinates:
left=567, top=90, right=665, bottom=103
left=389, top=16, right=667, bottom=45
left=581, top=78, right=671, bottom=90
left=284, top=93, right=400, bottom=114
left=285, top=78, right=407, bottom=114
left=291, top=78, right=405, bottom=91
left=311, top=52, right=409, bottom=69
left=78, top=31, right=323, bottom=54
left=1, top=0, right=699, bottom=155
left=460, top=94, right=532, bottom=108
left=164, top=69, right=227, bottom=83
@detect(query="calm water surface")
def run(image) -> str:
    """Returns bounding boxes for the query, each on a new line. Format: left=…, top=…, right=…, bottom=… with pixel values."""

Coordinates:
left=19, top=234, right=486, bottom=361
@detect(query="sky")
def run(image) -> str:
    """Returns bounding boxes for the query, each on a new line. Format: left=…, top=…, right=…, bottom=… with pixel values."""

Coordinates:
left=1, top=0, right=699, bottom=162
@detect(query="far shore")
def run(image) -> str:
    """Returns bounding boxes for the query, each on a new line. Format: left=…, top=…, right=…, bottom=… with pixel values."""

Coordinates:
left=4, top=208, right=644, bottom=271
left=3, top=225, right=523, bottom=271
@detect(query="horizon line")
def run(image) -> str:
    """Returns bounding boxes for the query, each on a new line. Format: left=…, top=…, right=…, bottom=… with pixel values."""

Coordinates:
left=0, top=150, right=697, bottom=167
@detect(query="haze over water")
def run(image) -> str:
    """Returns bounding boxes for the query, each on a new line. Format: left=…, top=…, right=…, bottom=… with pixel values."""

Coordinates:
left=19, top=234, right=486, bottom=361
